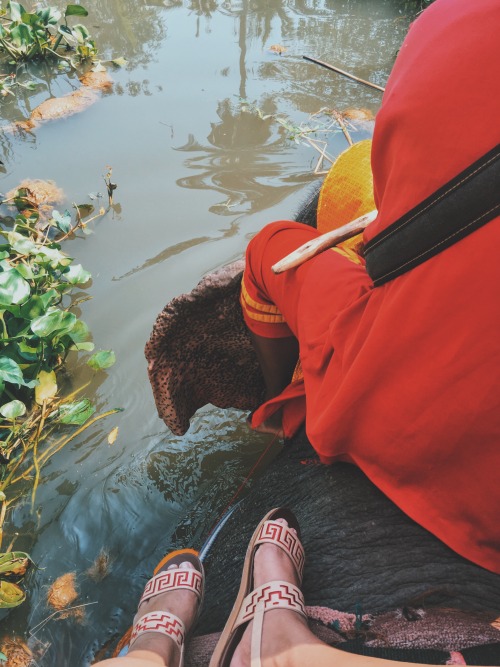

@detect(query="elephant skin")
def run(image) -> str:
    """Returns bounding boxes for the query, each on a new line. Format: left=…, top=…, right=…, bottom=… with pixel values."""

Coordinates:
left=198, top=431, right=500, bottom=635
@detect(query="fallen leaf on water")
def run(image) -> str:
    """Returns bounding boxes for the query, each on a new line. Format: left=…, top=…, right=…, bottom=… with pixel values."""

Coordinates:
left=341, top=107, right=374, bottom=121
left=35, top=370, right=57, bottom=405
left=87, top=548, right=113, bottom=581
left=269, top=44, right=287, bottom=55
left=0, top=636, right=32, bottom=667
left=108, top=426, right=118, bottom=445
left=47, top=572, right=78, bottom=610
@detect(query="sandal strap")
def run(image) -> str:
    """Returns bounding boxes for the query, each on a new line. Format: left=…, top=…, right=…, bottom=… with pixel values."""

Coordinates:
left=234, top=580, right=306, bottom=629
left=255, top=520, right=305, bottom=581
left=140, top=568, right=203, bottom=606
left=130, top=610, right=185, bottom=649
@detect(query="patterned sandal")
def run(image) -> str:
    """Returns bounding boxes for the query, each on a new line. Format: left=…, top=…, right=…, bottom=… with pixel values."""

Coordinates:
left=116, top=548, right=204, bottom=666
left=209, top=507, right=306, bottom=667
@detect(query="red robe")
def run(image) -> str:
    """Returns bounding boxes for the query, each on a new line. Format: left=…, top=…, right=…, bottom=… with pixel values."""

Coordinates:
left=241, top=0, right=500, bottom=574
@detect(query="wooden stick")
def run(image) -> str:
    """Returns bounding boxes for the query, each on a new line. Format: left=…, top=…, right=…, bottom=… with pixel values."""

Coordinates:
left=303, top=55, right=385, bottom=93
left=333, top=110, right=353, bottom=146
left=271, top=209, right=377, bottom=274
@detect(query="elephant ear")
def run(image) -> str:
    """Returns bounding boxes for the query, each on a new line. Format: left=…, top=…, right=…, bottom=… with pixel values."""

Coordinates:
left=145, top=259, right=265, bottom=436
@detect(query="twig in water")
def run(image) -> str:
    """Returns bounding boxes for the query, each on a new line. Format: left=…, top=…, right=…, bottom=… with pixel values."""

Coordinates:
left=303, top=55, right=385, bottom=92
left=332, top=111, right=353, bottom=146
left=29, top=602, right=98, bottom=637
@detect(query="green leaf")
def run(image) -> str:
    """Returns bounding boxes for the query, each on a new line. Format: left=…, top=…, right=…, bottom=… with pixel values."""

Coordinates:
left=72, top=23, right=90, bottom=43
left=0, top=356, right=36, bottom=388
left=75, top=203, right=94, bottom=219
left=0, top=269, right=30, bottom=306
left=58, top=23, right=77, bottom=45
left=0, top=580, right=25, bottom=608
left=64, top=263, right=91, bottom=285
left=30, top=309, right=77, bottom=338
left=69, top=341, right=94, bottom=351
left=0, top=651, right=6, bottom=662
left=11, top=236, right=37, bottom=255
left=8, top=2, right=27, bottom=22
left=68, top=318, right=90, bottom=343
left=35, top=369, right=57, bottom=404
left=10, top=23, right=32, bottom=49
left=15, top=263, right=34, bottom=281
left=20, top=295, right=49, bottom=320
left=0, top=551, right=30, bottom=575
left=51, top=209, right=72, bottom=233
left=0, top=399, right=26, bottom=419
left=0, top=357, right=23, bottom=386
left=111, top=56, right=127, bottom=67
left=35, top=245, right=72, bottom=267
left=0, top=251, right=9, bottom=261
left=37, top=6, right=61, bottom=25
left=87, top=349, right=115, bottom=370
left=65, top=5, right=89, bottom=17
left=16, top=340, right=40, bottom=362
left=57, top=398, right=95, bottom=425
left=21, top=11, right=39, bottom=25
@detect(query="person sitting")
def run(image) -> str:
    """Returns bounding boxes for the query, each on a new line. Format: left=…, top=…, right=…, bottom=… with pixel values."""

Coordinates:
left=239, top=0, right=499, bottom=576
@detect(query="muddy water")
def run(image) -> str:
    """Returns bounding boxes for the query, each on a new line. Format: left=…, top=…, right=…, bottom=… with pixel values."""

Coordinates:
left=0, top=1, right=417, bottom=663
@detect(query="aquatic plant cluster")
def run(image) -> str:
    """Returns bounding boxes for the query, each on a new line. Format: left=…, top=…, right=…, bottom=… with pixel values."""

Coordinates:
left=0, top=2, right=97, bottom=97
left=0, top=4, right=123, bottom=621
left=0, top=184, right=120, bottom=610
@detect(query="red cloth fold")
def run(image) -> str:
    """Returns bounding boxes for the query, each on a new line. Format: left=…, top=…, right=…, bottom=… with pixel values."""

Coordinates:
left=241, top=0, right=500, bottom=574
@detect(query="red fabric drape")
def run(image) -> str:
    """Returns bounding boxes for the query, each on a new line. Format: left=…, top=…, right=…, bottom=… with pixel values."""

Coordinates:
left=242, top=0, right=500, bottom=574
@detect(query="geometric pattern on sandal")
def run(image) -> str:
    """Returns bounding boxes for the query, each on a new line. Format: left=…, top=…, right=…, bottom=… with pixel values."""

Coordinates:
left=255, top=521, right=305, bottom=582
left=234, top=581, right=306, bottom=628
left=140, top=568, right=203, bottom=606
left=130, top=610, right=185, bottom=649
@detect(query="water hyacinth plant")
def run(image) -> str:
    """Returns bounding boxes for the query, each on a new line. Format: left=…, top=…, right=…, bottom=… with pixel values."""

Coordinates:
left=0, top=2, right=96, bottom=66
left=0, top=183, right=121, bottom=608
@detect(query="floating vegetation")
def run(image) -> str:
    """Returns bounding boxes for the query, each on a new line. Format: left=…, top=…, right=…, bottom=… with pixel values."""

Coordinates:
left=0, top=3, right=125, bottom=101
left=0, top=174, right=122, bottom=608
left=240, top=100, right=373, bottom=173
left=87, top=548, right=113, bottom=582
left=0, top=635, right=32, bottom=667
left=47, top=572, right=78, bottom=610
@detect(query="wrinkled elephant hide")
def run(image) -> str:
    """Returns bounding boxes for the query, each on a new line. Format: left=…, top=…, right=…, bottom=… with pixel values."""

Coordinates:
left=145, top=260, right=265, bottom=435
left=198, top=433, right=500, bottom=635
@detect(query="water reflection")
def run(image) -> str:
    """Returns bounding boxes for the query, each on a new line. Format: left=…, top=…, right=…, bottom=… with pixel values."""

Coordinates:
left=176, top=98, right=308, bottom=215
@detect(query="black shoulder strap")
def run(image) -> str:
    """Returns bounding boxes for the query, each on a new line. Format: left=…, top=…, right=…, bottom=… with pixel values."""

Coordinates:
left=364, top=143, right=500, bottom=286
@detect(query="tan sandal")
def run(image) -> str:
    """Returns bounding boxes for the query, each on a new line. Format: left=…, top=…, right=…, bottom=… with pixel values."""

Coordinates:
left=209, top=507, right=306, bottom=667
left=121, top=548, right=204, bottom=667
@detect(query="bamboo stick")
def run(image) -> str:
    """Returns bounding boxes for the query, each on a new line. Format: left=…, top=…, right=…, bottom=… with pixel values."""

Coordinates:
left=271, top=209, right=377, bottom=274
left=303, top=55, right=385, bottom=93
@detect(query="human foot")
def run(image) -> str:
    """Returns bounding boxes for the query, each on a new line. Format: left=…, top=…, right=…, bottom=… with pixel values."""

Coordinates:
left=247, top=410, right=284, bottom=438
left=209, top=508, right=309, bottom=667
left=229, top=518, right=309, bottom=667
left=128, top=552, right=204, bottom=667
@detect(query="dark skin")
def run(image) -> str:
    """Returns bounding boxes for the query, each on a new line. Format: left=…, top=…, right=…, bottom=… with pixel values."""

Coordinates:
left=248, top=331, right=299, bottom=437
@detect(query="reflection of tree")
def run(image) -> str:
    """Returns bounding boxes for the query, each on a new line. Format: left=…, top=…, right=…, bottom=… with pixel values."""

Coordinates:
left=175, top=97, right=309, bottom=216
left=173, top=0, right=412, bottom=212
left=80, top=0, right=168, bottom=69
left=0, top=0, right=167, bottom=162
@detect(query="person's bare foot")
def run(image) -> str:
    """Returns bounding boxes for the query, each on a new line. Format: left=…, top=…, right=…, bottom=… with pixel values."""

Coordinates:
left=128, top=562, right=200, bottom=667
left=248, top=410, right=284, bottom=438
left=229, top=519, right=312, bottom=667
